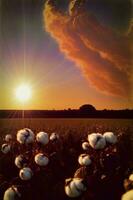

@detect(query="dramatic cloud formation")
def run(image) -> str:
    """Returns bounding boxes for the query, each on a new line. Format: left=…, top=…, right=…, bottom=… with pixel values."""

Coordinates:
left=44, top=0, right=133, bottom=97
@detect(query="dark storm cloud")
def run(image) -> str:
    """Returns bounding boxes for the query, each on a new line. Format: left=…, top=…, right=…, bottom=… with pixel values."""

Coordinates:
left=44, top=0, right=133, bottom=98
left=79, top=0, right=132, bottom=32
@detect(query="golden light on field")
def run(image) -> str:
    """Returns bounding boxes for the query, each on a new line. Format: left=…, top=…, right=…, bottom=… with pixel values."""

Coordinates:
left=15, top=84, right=32, bottom=102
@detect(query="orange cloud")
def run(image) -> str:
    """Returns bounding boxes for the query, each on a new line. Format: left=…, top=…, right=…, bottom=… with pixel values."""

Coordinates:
left=43, top=0, right=132, bottom=98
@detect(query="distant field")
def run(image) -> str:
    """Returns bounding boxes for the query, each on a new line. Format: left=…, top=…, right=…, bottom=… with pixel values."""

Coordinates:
left=0, top=118, right=133, bottom=133
left=1, top=118, right=132, bottom=157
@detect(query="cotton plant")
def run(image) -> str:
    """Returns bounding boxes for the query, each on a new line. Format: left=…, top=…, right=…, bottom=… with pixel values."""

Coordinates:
left=82, top=131, right=118, bottom=151
left=0, top=129, right=131, bottom=200
left=0, top=128, right=61, bottom=200
left=65, top=131, right=120, bottom=198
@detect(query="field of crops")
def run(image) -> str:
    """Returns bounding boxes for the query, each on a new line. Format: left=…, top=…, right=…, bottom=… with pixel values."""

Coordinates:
left=0, top=118, right=133, bottom=135
left=0, top=118, right=133, bottom=149
left=0, top=118, right=133, bottom=200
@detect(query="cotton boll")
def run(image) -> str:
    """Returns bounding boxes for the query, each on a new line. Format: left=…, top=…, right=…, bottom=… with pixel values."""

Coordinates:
left=82, top=142, right=89, bottom=150
left=121, top=190, right=133, bottom=200
left=78, top=154, right=92, bottom=166
left=74, top=178, right=86, bottom=191
left=65, top=179, right=79, bottom=198
left=129, top=174, right=133, bottom=182
left=65, top=178, right=87, bottom=198
left=1, top=144, right=11, bottom=154
left=103, top=132, right=117, bottom=144
left=19, top=167, right=33, bottom=180
left=3, top=186, right=21, bottom=200
left=15, top=155, right=28, bottom=169
left=17, top=128, right=34, bottom=144
left=34, top=153, right=49, bottom=166
left=50, top=133, right=59, bottom=141
left=5, top=134, right=12, bottom=142
left=36, top=132, right=49, bottom=145
left=88, top=133, right=106, bottom=150
left=69, top=180, right=81, bottom=197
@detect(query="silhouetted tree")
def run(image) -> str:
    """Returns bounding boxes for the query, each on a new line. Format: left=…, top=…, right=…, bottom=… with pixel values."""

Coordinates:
left=79, top=104, right=96, bottom=112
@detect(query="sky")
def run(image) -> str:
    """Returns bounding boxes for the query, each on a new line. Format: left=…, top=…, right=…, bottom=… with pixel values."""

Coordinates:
left=0, top=0, right=132, bottom=110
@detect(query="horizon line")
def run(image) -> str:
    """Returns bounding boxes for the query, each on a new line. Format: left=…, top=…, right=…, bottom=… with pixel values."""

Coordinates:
left=0, top=108, right=133, bottom=111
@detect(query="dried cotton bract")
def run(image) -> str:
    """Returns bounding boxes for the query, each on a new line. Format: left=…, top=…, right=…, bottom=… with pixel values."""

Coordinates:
left=34, top=153, right=49, bottom=166
left=5, top=134, right=12, bottom=142
left=50, top=132, right=59, bottom=141
left=88, top=133, right=106, bottom=150
left=65, top=178, right=87, bottom=198
left=3, top=186, right=21, bottom=200
left=78, top=154, right=92, bottom=166
left=17, top=128, right=34, bottom=144
left=103, top=132, right=117, bottom=144
left=19, top=167, right=33, bottom=180
left=36, top=132, right=49, bottom=145
left=82, top=142, right=89, bottom=150
left=1, top=144, right=11, bottom=154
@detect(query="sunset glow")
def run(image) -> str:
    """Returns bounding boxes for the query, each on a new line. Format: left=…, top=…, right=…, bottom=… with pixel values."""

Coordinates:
left=0, top=0, right=132, bottom=110
left=15, top=84, right=32, bottom=102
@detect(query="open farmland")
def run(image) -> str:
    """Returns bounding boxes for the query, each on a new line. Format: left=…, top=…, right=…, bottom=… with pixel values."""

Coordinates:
left=0, top=118, right=133, bottom=136
left=0, top=118, right=133, bottom=200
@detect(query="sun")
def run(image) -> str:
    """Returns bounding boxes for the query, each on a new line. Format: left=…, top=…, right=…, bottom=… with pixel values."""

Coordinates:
left=15, top=84, right=32, bottom=102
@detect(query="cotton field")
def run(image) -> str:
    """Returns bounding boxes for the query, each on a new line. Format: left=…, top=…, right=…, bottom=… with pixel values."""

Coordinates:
left=0, top=119, right=133, bottom=200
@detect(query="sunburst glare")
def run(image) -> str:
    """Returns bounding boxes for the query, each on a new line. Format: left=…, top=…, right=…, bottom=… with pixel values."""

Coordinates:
left=15, top=84, right=32, bottom=102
